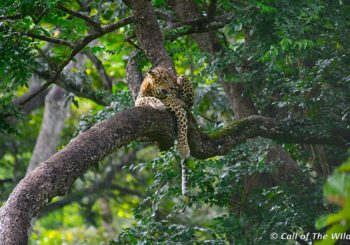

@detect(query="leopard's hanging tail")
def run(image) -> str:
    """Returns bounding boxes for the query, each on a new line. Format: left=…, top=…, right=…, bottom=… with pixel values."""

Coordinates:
left=180, top=158, right=188, bottom=196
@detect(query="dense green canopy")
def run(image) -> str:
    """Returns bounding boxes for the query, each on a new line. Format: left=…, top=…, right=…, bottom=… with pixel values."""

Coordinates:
left=0, top=0, right=349, bottom=244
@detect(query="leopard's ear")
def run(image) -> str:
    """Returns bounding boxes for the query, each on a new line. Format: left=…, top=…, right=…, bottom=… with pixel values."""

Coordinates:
left=167, top=67, right=175, bottom=76
left=147, top=69, right=156, bottom=77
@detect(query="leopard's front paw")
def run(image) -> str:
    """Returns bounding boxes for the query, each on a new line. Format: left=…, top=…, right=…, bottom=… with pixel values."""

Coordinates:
left=135, top=96, right=167, bottom=111
left=151, top=102, right=166, bottom=111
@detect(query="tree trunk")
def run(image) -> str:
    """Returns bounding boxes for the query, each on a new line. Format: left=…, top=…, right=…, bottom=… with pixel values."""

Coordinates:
left=13, top=75, right=49, bottom=114
left=26, top=52, right=88, bottom=175
left=26, top=86, right=70, bottom=175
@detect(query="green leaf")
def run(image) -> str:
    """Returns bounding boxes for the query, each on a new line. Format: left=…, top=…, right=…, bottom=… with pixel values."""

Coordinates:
left=91, top=45, right=106, bottom=54
left=324, top=173, right=350, bottom=205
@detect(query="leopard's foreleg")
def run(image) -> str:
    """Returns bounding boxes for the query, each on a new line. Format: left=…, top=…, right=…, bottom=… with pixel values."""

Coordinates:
left=135, top=96, right=166, bottom=111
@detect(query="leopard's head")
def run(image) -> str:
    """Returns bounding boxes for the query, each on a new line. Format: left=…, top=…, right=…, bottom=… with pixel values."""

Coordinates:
left=147, top=67, right=176, bottom=98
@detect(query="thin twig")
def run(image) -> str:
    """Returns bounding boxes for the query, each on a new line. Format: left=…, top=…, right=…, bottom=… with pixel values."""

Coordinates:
left=101, top=16, right=134, bottom=33
left=19, top=16, right=133, bottom=106
left=125, top=38, right=143, bottom=51
left=27, top=32, right=74, bottom=48
left=0, top=178, right=13, bottom=184
left=169, top=17, right=207, bottom=29
left=154, top=9, right=176, bottom=22
left=18, top=81, right=52, bottom=106
left=166, top=13, right=235, bottom=41
left=85, top=50, right=113, bottom=91
left=0, top=14, right=21, bottom=20
left=57, top=4, right=103, bottom=32
left=34, top=46, right=57, bottom=69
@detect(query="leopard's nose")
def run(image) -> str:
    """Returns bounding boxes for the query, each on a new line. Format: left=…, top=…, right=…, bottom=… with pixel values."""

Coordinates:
left=160, top=89, right=168, bottom=94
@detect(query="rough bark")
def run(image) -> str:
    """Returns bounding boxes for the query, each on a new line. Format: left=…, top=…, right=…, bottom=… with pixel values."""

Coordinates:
left=128, top=0, right=175, bottom=75
left=220, top=82, right=257, bottom=118
left=36, top=149, right=141, bottom=218
left=126, top=51, right=143, bottom=101
left=170, top=0, right=216, bottom=53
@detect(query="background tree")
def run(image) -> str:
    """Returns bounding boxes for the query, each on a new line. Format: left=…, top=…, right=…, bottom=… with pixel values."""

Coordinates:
left=0, top=0, right=349, bottom=244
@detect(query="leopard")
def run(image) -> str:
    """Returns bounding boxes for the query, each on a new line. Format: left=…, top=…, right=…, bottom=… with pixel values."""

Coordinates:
left=135, top=66, right=194, bottom=195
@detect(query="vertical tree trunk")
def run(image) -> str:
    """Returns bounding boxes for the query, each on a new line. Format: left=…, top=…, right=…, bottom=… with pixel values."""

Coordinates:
left=25, top=85, right=70, bottom=175
left=128, top=0, right=175, bottom=72
left=26, top=53, right=88, bottom=175
left=100, top=197, right=115, bottom=236
left=126, top=51, right=143, bottom=101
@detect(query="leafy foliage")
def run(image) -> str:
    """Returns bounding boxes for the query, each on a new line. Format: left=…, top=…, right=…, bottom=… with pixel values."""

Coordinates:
left=117, top=140, right=327, bottom=244
left=76, top=86, right=132, bottom=134
left=315, top=156, right=350, bottom=245
left=0, top=0, right=349, bottom=244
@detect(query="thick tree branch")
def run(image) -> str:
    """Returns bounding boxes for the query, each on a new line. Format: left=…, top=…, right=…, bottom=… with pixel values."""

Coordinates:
left=129, top=0, right=174, bottom=71
left=37, top=149, right=140, bottom=217
left=0, top=106, right=348, bottom=244
left=1, top=1, right=347, bottom=244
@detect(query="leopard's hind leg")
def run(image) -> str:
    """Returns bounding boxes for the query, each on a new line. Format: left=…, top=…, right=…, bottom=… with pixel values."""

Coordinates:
left=177, top=75, right=194, bottom=108
left=163, top=97, right=190, bottom=195
left=162, top=97, right=190, bottom=159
